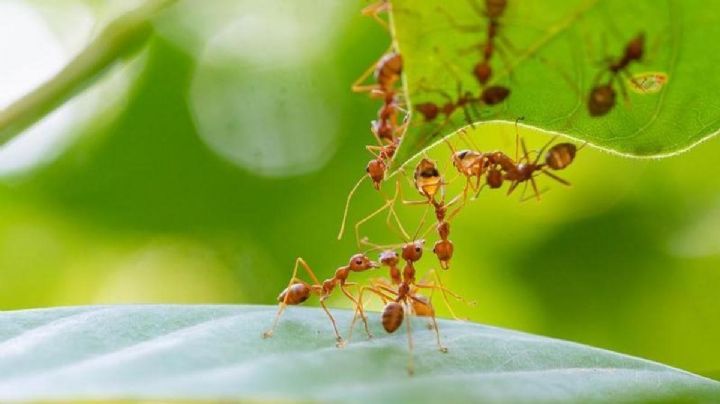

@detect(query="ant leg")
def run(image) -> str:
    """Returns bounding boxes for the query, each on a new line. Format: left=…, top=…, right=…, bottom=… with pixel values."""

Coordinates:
left=417, top=277, right=461, bottom=321
left=542, top=169, right=571, bottom=186
left=264, top=257, right=320, bottom=338
left=530, top=177, right=541, bottom=201
left=410, top=295, right=448, bottom=353
left=361, top=1, right=390, bottom=31
left=354, top=190, right=399, bottom=249
left=437, top=6, right=484, bottom=32
left=341, top=284, right=372, bottom=339
left=404, top=301, right=415, bottom=376
left=466, top=0, right=486, bottom=18
left=386, top=180, right=412, bottom=241
left=462, top=105, right=476, bottom=128
left=262, top=302, right=288, bottom=339
left=615, top=74, right=631, bottom=107
left=351, top=44, right=393, bottom=93
left=318, top=298, right=345, bottom=347
left=338, top=175, right=369, bottom=240
left=533, top=136, right=557, bottom=165
left=506, top=180, right=520, bottom=196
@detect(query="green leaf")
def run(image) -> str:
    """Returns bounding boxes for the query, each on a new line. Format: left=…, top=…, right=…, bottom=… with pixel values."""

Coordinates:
left=0, top=305, right=717, bottom=402
left=389, top=0, right=720, bottom=169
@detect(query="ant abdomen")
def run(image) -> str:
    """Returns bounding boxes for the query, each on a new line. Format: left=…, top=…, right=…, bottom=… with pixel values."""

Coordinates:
left=546, top=143, right=577, bottom=170
left=482, top=86, right=511, bottom=105
left=277, top=283, right=311, bottom=305
left=412, top=294, right=434, bottom=317
left=375, top=52, right=403, bottom=90
left=382, top=301, right=405, bottom=333
left=588, top=84, right=616, bottom=117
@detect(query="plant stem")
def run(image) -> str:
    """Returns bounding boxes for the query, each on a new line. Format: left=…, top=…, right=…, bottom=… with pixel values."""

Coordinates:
left=0, top=0, right=177, bottom=146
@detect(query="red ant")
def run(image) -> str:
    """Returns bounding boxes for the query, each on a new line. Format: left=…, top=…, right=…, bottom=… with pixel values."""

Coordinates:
left=588, top=33, right=645, bottom=116
left=414, top=84, right=481, bottom=126
left=263, top=253, right=379, bottom=346
left=405, top=158, right=470, bottom=270
left=350, top=259, right=465, bottom=375
left=338, top=50, right=407, bottom=240
left=481, top=119, right=578, bottom=200
left=440, top=0, right=512, bottom=101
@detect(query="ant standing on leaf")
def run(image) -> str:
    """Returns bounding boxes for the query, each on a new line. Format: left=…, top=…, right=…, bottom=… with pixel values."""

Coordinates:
left=263, top=253, right=379, bottom=346
left=588, top=33, right=645, bottom=116
left=348, top=241, right=465, bottom=375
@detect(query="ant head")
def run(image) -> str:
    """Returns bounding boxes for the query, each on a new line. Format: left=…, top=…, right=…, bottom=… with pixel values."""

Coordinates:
left=348, top=253, right=380, bottom=272
left=366, top=159, right=386, bottom=190
left=401, top=240, right=424, bottom=262
left=379, top=250, right=400, bottom=267
left=588, top=84, right=616, bottom=117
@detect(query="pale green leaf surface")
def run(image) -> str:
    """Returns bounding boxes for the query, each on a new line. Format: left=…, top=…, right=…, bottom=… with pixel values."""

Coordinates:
left=0, top=305, right=717, bottom=403
left=390, top=0, right=720, bottom=169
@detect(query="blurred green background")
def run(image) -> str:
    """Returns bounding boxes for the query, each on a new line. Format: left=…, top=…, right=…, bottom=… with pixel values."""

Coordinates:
left=0, top=0, right=718, bottom=380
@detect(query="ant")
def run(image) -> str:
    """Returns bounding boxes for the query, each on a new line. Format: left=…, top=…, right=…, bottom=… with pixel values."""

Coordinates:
left=352, top=51, right=403, bottom=98
left=338, top=50, right=407, bottom=240
left=405, top=158, right=467, bottom=269
left=588, top=33, right=645, bottom=117
left=484, top=119, right=577, bottom=200
left=263, top=253, right=379, bottom=346
left=359, top=217, right=472, bottom=319
left=350, top=263, right=456, bottom=375
left=440, top=0, right=512, bottom=101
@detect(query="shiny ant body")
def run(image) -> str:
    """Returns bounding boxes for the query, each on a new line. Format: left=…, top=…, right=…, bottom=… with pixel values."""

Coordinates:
left=263, top=254, right=379, bottom=346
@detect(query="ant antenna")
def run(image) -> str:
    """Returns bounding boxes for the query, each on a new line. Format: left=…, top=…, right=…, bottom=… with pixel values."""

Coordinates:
left=514, top=116, right=525, bottom=161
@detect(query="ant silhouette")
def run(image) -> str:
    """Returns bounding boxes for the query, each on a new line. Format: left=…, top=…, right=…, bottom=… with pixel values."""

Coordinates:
left=263, top=253, right=379, bottom=346
left=588, top=33, right=645, bottom=116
